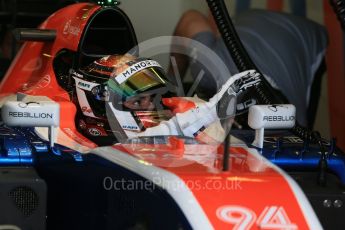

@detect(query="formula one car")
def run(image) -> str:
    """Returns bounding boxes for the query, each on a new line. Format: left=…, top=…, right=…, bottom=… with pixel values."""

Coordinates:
left=0, top=1, right=345, bottom=230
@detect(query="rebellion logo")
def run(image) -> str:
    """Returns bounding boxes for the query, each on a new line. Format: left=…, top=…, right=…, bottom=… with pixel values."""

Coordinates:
left=8, top=112, right=53, bottom=119
left=263, top=116, right=295, bottom=122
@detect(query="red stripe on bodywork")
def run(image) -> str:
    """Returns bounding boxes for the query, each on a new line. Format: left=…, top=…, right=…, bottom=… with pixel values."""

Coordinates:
left=115, top=144, right=310, bottom=229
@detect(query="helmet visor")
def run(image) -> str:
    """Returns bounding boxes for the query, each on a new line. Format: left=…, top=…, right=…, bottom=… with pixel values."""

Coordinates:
left=107, top=66, right=168, bottom=98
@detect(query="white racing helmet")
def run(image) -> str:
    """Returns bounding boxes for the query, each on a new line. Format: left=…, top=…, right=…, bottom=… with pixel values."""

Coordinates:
left=72, top=54, right=173, bottom=145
